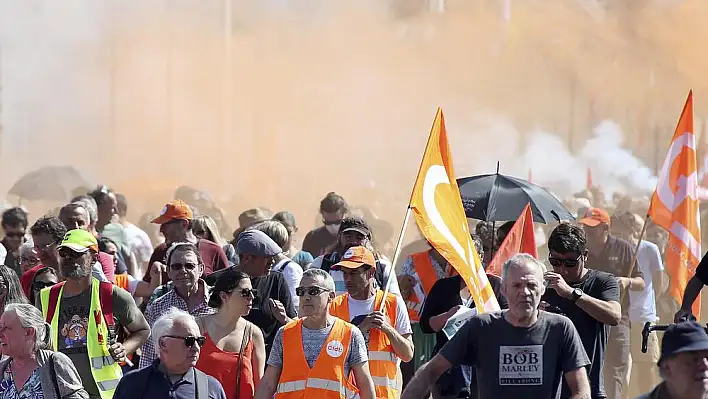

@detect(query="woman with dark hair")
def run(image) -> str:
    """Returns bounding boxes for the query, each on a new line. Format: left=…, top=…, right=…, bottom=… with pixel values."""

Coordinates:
left=28, top=267, right=58, bottom=307
left=196, top=268, right=265, bottom=399
left=0, top=265, right=28, bottom=314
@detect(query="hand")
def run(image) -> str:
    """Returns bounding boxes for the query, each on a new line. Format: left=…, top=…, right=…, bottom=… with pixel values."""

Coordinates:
left=268, top=299, right=288, bottom=323
left=674, top=308, right=694, bottom=323
left=363, top=311, right=393, bottom=335
left=398, top=275, right=416, bottom=299
left=539, top=301, right=550, bottom=311
left=109, top=342, right=127, bottom=362
left=617, top=277, right=630, bottom=291
left=150, top=262, right=166, bottom=284
left=446, top=305, right=463, bottom=317
left=544, top=272, right=573, bottom=299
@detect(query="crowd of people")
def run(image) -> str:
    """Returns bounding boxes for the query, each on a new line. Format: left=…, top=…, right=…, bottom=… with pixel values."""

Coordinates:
left=0, top=186, right=705, bottom=399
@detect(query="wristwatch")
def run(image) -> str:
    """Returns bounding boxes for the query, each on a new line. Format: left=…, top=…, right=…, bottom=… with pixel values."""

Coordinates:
left=570, top=288, right=583, bottom=304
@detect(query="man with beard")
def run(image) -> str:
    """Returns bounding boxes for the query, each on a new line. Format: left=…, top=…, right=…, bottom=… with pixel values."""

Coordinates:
left=311, top=216, right=400, bottom=297
left=38, top=229, right=150, bottom=399
left=20, top=216, right=66, bottom=298
left=140, top=242, right=217, bottom=368
left=1, top=207, right=28, bottom=277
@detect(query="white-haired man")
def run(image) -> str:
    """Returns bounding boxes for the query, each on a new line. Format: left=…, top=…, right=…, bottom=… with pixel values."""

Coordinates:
left=113, top=308, right=226, bottom=399
left=255, top=268, right=376, bottom=399
left=402, top=254, right=592, bottom=399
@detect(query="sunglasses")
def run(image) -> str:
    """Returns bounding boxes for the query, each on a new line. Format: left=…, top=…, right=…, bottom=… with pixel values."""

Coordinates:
left=164, top=335, right=206, bottom=347
left=548, top=255, right=583, bottom=268
left=234, top=288, right=257, bottom=298
left=59, top=248, right=88, bottom=259
left=170, top=262, right=198, bottom=271
left=32, top=281, right=56, bottom=291
left=295, top=286, right=331, bottom=297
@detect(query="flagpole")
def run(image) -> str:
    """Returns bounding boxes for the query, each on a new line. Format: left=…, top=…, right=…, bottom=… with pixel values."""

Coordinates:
left=378, top=206, right=412, bottom=311
left=620, top=213, right=650, bottom=304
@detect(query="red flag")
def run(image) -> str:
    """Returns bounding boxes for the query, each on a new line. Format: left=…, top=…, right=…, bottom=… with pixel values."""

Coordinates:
left=486, top=203, right=538, bottom=277
left=586, top=167, right=593, bottom=190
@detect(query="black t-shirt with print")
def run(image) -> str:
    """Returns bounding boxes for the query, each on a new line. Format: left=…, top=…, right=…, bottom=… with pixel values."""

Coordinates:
left=542, top=269, right=619, bottom=399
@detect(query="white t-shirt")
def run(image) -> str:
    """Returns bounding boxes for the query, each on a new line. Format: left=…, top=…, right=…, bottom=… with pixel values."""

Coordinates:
left=628, top=240, right=665, bottom=323
left=123, top=223, right=154, bottom=264
left=272, top=257, right=303, bottom=310
left=346, top=294, right=413, bottom=341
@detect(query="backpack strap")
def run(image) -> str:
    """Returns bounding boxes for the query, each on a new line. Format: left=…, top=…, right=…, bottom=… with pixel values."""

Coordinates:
left=194, top=368, right=209, bottom=399
left=99, top=281, right=118, bottom=346
left=45, top=282, right=66, bottom=323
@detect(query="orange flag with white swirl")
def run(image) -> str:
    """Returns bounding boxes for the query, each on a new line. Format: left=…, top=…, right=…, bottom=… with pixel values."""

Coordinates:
left=648, top=91, right=702, bottom=316
left=409, top=108, right=500, bottom=313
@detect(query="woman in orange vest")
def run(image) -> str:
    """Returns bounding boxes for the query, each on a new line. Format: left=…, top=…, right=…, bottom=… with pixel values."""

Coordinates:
left=254, top=268, right=375, bottom=399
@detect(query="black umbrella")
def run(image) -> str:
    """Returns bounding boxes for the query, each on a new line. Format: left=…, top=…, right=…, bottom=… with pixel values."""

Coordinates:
left=8, top=166, right=94, bottom=202
left=457, top=172, right=574, bottom=224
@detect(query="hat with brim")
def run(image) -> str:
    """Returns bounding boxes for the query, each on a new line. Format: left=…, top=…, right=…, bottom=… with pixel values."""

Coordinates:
left=658, top=321, right=708, bottom=364
left=151, top=200, right=194, bottom=224
left=58, top=229, right=98, bottom=253
left=332, top=246, right=376, bottom=270
left=578, top=207, right=610, bottom=227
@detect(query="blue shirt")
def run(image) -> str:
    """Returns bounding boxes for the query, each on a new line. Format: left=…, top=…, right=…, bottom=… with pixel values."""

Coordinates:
left=113, top=360, right=226, bottom=399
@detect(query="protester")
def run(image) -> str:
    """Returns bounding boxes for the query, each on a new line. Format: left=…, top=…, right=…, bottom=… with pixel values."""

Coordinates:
left=28, top=267, right=57, bottom=306
left=401, top=254, right=591, bottom=399
left=58, top=203, right=116, bottom=282
left=302, top=192, right=349, bottom=257
left=37, top=229, right=150, bottom=399
left=19, top=242, right=40, bottom=274
left=254, top=268, right=375, bottom=399
left=636, top=321, right=708, bottom=399
left=212, top=230, right=297, bottom=356
left=137, top=212, right=163, bottom=248
left=542, top=223, right=621, bottom=399
left=140, top=242, right=216, bottom=368
left=579, top=207, right=645, bottom=399
left=419, top=237, right=508, bottom=399
left=329, top=246, right=414, bottom=399
left=143, top=200, right=229, bottom=284
left=192, top=214, right=238, bottom=266
left=113, top=309, right=226, bottom=399
left=20, top=216, right=66, bottom=298
left=114, top=193, right=153, bottom=274
left=250, top=220, right=303, bottom=308
left=99, top=237, right=164, bottom=298
left=232, top=208, right=272, bottom=243
left=0, top=303, right=89, bottom=398
left=272, top=211, right=314, bottom=269
left=311, top=216, right=400, bottom=297
left=196, top=268, right=266, bottom=399
left=611, top=212, right=667, bottom=396
left=1, top=207, right=28, bottom=277
left=399, top=245, right=457, bottom=324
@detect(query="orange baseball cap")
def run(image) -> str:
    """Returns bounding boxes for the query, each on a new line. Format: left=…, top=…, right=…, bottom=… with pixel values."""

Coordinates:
left=151, top=200, right=194, bottom=224
left=333, top=246, right=376, bottom=270
left=578, top=207, right=610, bottom=227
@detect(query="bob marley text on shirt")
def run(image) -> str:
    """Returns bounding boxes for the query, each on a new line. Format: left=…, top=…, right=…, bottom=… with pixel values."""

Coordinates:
left=498, top=345, right=543, bottom=386
left=58, top=304, right=89, bottom=350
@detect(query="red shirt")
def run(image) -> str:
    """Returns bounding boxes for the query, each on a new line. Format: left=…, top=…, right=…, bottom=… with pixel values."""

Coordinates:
left=20, top=263, right=45, bottom=298
left=143, top=238, right=229, bottom=283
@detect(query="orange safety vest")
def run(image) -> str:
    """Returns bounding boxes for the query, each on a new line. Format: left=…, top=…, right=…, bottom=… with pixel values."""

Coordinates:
left=330, top=290, right=400, bottom=399
left=276, top=318, right=358, bottom=399
left=404, top=251, right=452, bottom=323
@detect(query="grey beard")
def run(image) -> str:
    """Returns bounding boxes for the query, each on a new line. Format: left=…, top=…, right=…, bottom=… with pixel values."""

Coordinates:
left=61, top=264, right=91, bottom=278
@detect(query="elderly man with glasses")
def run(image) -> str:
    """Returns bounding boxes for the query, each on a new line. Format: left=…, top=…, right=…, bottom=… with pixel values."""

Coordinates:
left=114, top=308, right=226, bottom=399
left=255, top=268, right=375, bottom=399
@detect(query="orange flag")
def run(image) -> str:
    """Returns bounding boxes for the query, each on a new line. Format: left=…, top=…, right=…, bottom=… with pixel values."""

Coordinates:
left=586, top=167, right=593, bottom=190
left=409, top=108, right=500, bottom=313
left=487, top=203, right=538, bottom=277
left=648, top=90, right=702, bottom=316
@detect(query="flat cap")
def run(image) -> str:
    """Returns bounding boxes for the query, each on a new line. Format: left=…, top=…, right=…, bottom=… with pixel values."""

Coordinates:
left=236, top=229, right=282, bottom=257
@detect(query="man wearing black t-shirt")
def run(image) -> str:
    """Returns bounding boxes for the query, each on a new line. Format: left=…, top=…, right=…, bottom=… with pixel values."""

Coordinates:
left=542, top=223, right=621, bottom=399
left=579, top=208, right=645, bottom=399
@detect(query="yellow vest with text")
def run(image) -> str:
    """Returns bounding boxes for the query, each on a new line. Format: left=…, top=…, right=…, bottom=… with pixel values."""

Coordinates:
left=41, top=278, right=122, bottom=399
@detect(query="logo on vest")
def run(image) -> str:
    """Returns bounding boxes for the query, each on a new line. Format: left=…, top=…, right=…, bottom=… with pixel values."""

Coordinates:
left=498, top=345, right=543, bottom=386
left=326, top=340, right=344, bottom=358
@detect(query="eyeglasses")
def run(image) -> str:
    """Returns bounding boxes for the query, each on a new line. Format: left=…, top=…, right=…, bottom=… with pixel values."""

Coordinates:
left=548, top=255, right=583, bottom=268
left=233, top=288, right=257, bottom=298
left=169, top=262, right=198, bottom=271
left=34, top=241, right=58, bottom=252
left=164, top=335, right=206, bottom=347
left=295, top=286, right=331, bottom=297
left=59, top=248, right=87, bottom=259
